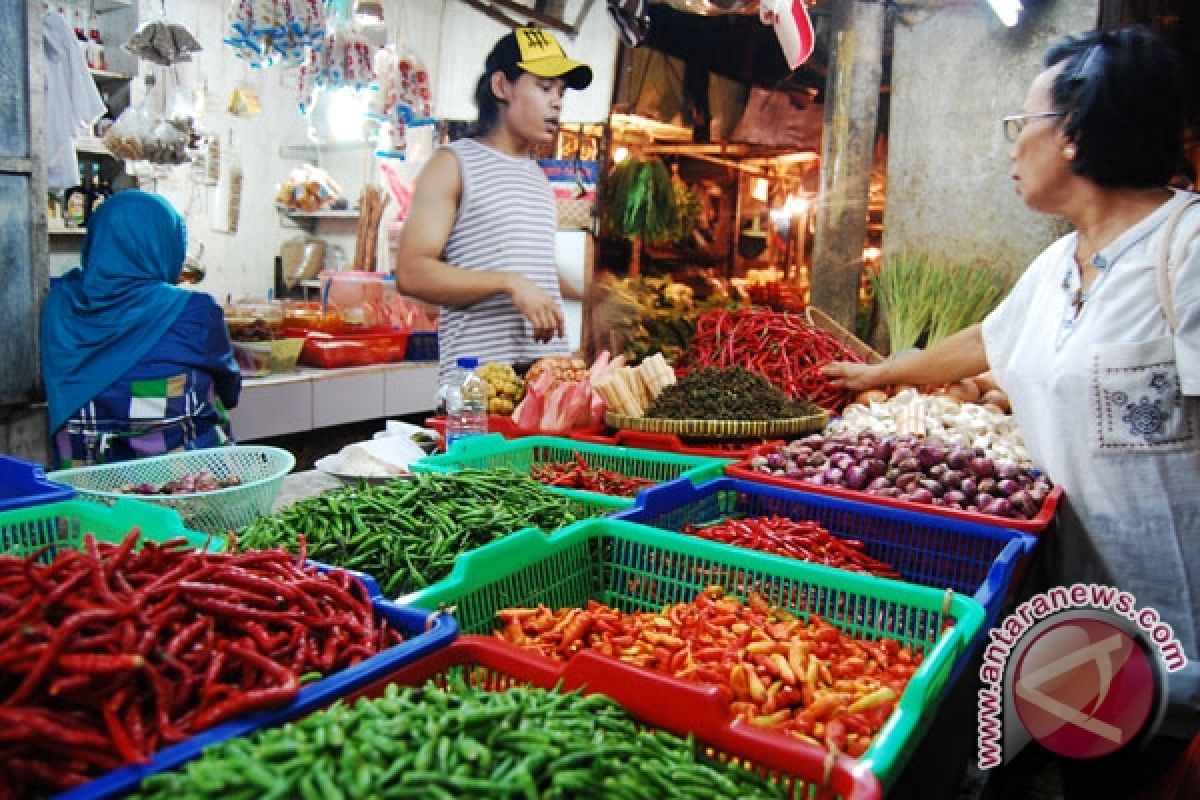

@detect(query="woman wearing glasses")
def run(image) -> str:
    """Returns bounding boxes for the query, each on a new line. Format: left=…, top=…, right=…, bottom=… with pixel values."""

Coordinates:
left=824, top=25, right=1198, bottom=797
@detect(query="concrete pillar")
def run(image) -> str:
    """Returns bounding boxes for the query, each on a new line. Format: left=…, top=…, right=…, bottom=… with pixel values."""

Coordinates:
left=810, top=0, right=887, bottom=333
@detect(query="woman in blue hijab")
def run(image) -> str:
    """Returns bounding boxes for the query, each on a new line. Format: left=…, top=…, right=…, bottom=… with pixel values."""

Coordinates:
left=40, top=190, right=242, bottom=466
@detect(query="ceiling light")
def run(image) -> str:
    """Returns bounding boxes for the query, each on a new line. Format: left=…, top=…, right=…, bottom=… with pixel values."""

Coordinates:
left=986, top=0, right=1021, bottom=27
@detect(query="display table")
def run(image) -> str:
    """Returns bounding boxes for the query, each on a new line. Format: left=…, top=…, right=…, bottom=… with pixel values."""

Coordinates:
left=229, top=361, right=438, bottom=441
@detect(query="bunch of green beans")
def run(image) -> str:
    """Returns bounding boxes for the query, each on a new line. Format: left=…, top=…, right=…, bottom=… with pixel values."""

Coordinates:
left=132, top=680, right=786, bottom=800
left=238, top=469, right=595, bottom=597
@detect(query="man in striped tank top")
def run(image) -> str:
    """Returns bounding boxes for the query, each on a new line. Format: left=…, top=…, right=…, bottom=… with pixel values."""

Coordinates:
left=393, top=27, right=593, bottom=384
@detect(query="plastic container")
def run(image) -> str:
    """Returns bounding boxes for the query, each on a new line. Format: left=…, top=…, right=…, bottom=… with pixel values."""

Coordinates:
left=223, top=299, right=283, bottom=342
left=356, top=638, right=881, bottom=800
left=411, top=434, right=732, bottom=508
left=403, top=330, right=439, bottom=361
left=440, top=356, right=489, bottom=449
left=319, top=270, right=389, bottom=329
left=0, top=455, right=75, bottom=511
left=727, top=447, right=1064, bottom=534
left=48, top=445, right=295, bottom=536
left=298, top=330, right=410, bottom=368
left=613, top=476, right=1037, bottom=682
left=232, top=340, right=273, bottom=377
left=0, top=497, right=224, bottom=558
left=403, top=518, right=986, bottom=787
left=52, top=603, right=458, bottom=800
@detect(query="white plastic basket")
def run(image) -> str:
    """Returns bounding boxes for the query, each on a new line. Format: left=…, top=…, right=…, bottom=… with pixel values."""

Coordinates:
left=48, top=446, right=295, bottom=536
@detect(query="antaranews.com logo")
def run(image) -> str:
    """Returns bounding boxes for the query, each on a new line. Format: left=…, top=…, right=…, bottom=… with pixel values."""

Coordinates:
left=977, top=583, right=1187, bottom=768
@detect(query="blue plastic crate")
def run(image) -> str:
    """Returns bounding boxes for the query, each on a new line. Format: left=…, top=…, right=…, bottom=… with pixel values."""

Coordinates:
left=53, top=600, right=458, bottom=800
left=0, top=455, right=75, bottom=511
left=614, top=476, right=1037, bottom=681
left=403, top=331, right=438, bottom=361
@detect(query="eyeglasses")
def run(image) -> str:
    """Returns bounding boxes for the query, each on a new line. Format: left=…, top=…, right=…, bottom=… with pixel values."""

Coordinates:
left=1002, top=112, right=1066, bottom=142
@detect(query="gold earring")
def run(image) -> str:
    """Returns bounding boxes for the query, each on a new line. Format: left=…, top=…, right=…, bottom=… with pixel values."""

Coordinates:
left=1063, top=143, right=1077, bottom=160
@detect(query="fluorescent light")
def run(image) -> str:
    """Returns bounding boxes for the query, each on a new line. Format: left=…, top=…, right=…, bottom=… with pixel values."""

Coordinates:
left=986, top=0, right=1022, bottom=27
left=612, top=145, right=630, bottom=164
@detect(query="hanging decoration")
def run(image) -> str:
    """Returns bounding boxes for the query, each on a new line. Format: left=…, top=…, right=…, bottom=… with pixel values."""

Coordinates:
left=759, top=0, right=815, bottom=69
left=369, top=44, right=434, bottom=159
left=223, top=0, right=326, bottom=68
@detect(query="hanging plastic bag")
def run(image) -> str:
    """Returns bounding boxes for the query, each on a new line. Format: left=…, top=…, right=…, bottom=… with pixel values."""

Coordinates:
left=125, top=17, right=203, bottom=66
left=368, top=44, right=434, bottom=159
left=224, top=0, right=324, bottom=68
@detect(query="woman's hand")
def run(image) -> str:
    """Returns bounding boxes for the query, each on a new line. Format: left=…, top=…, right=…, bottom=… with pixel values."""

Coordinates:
left=821, top=361, right=885, bottom=391
left=508, top=274, right=565, bottom=343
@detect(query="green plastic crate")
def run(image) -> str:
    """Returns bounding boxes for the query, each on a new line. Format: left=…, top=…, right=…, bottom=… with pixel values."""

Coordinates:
left=411, top=434, right=732, bottom=508
left=403, top=518, right=985, bottom=787
left=0, top=497, right=225, bottom=561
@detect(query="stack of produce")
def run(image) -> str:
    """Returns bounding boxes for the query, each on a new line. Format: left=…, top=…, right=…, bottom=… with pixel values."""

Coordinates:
left=131, top=682, right=785, bottom=799
left=647, top=366, right=821, bottom=421
left=832, top=387, right=1030, bottom=467
left=748, top=430, right=1054, bottom=521
left=476, top=362, right=525, bottom=416
left=591, top=352, right=675, bottom=418
left=0, top=530, right=403, bottom=796
left=682, top=308, right=865, bottom=412
left=237, top=469, right=597, bottom=596
left=495, top=587, right=919, bottom=757
left=592, top=275, right=707, bottom=365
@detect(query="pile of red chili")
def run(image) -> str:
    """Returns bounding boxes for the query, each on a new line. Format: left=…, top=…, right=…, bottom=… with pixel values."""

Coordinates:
left=529, top=452, right=653, bottom=497
left=495, top=587, right=921, bottom=757
left=682, top=516, right=902, bottom=579
left=682, top=308, right=864, bottom=412
left=0, top=529, right=403, bottom=797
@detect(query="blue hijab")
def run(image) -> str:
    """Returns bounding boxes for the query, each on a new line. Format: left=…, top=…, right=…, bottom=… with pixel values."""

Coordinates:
left=41, top=190, right=192, bottom=433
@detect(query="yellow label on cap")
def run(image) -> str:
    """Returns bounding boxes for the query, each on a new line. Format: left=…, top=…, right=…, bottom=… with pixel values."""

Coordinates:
left=516, top=27, right=564, bottom=61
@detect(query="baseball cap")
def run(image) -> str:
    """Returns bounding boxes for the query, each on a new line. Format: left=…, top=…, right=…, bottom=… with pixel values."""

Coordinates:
left=484, top=27, right=593, bottom=90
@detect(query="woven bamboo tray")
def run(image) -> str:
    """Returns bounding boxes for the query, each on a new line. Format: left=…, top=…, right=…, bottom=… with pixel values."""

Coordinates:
left=605, top=409, right=829, bottom=439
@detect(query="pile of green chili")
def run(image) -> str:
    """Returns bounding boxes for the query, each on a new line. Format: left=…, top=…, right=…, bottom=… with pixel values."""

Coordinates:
left=648, top=367, right=820, bottom=421
left=131, top=680, right=785, bottom=800
left=237, top=469, right=595, bottom=597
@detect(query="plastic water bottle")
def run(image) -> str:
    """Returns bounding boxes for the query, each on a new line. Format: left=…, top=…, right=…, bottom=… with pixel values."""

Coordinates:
left=443, top=356, right=488, bottom=449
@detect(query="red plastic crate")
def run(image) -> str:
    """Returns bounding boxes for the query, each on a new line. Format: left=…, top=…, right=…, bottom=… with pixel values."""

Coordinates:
left=425, top=415, right=604, bottom=450
left=349, top=636, right=882, bottom=800
left=570, top=427, right=784, bottom=459
left=727, top=446, right=1062, bottom=534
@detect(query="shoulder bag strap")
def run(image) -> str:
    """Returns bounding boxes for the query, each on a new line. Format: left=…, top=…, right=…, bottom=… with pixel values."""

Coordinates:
left=1156, top=194, right=1200, bottom=333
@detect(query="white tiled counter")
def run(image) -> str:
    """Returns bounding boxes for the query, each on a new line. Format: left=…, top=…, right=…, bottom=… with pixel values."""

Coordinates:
left=229, top=362, right=438, bottom=441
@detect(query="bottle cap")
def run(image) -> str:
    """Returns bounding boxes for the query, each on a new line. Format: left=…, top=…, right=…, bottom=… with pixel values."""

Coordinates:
left=456, top=356, right=479, bottom=369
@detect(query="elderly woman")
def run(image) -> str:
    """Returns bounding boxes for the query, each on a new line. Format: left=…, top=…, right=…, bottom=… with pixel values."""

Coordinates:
left=824, top=25, right=1197, bottom=797
left=40, top=190, right=241, bottom=466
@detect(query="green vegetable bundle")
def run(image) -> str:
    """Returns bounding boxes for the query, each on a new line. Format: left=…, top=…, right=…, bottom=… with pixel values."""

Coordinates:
left=132, top=681, right=785, bottom=799
left=237, top=469, right=596, bottom=597
left=600, top=156, right=678, bottom=245
left=648, top=366, right=818, bottom=420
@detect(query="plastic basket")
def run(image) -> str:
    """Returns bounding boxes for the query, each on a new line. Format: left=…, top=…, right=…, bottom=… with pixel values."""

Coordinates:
left=411, top=434, right=732, bottom=507
left=727, top=448, right=1063, bottom=534
left=403, top=518, right=986, bottom=786
left=0, top=497, right=225, bottom=558
left=613, top=476, right=1037, bottom=681
left=48, top=445, right=295, bottom=536
left=54, top=603, right=458, bottom=800
left=571, top=427, right=785, bottom=459
left=0, top=455, right=75, bottom=511
left=403, top=330, right=439, bottom=361
left=343, top=637, right=881, bottom=800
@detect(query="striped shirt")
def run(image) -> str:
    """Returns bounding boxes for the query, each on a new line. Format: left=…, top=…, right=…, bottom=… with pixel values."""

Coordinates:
left=438, top=138, right=568, bottom=383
